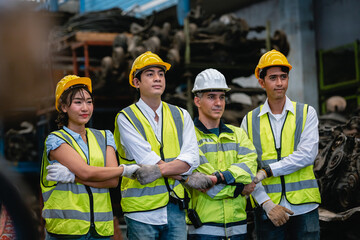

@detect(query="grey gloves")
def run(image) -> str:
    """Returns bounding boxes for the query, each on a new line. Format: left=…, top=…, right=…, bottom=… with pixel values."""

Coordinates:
left=183, top=172, right=214, bottom=189
left=135, top=165, right=162, bottom=185
left=46, top=163, right=75, bottom=183
left=120, top=164, right=140, bottom=179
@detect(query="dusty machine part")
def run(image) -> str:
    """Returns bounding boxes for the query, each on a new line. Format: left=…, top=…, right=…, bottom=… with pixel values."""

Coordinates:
left=315, top=116, right=360, bottom=212
left=315, top=114, right=360, bottom=239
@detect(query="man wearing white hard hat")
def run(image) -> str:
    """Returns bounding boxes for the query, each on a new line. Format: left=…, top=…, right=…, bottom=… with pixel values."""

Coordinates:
left=187, top=68, right=258, bottom=240
left=241, top=50, right=321, bottom=239
left=114, top=51, right=212, bottom=240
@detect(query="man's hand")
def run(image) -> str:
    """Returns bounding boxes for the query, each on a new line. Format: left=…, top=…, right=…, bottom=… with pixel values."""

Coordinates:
left=262, top=199, right=294, bottom=226
left=184, top=172, right=214, bottom=190
left=120, top=164, right=140, bottom=179
left=241, top=182, right=256, bottom=195
left=134, top=165, right=162, bottom=185
left=253, top=169, right=267, bottom=184
left=46, top=163, right=75, bottom=183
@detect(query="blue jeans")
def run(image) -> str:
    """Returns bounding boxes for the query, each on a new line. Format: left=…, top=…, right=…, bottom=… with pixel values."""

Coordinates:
left=125, top=202, right=186, bottom=240
left=45, top=231, right=111, bottom=240
left=254, top=207, right=320, bottom=240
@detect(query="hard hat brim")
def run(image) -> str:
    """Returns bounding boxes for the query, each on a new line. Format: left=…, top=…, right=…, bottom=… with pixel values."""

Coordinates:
left=192, top=87, right=231, bottom=93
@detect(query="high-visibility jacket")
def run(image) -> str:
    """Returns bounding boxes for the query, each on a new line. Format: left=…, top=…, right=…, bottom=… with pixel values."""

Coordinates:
left=40, top=128, right=113, bottom=237
left=114, top=102, right=187, bottom=213
left=246, top=101, right=321, bottom=205
left=187, top=119, right=257, bottom=238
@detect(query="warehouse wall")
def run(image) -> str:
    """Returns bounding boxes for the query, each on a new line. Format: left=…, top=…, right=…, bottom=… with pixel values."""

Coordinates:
left=233, top=0, right=319, bottom=111
left=314, top=0, right=360, bottom=50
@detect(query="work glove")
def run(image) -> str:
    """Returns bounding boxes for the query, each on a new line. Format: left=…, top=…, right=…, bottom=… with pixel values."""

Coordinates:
left=253, top=169, right=267, bottom=184
left=46, top=163, right=75, bottom=183
left=134, top=165, right=162, bottom=185
left=120, top=164, right=140, bottom=179
left=183, top=172, right=214, bottom=190
left=262, top=199, right=294, bottom=227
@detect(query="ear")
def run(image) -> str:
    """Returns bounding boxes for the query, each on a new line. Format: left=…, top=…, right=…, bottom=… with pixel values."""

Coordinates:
left=61, top=104, right=67, bottom=113
left=258, top=78, right=265, bottom=89
left=133, top=78, right=141, bottom=88
left=194, top=96, right=201, bottom=108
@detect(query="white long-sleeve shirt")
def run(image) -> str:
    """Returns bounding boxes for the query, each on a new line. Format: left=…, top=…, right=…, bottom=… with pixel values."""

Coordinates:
left=117, top=98, right=199, bottom=225
left=241, top=96, right=319, bottom=216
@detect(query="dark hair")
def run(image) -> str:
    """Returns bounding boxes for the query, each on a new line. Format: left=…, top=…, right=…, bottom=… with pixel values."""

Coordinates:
left=259, top=66, right=289, bottom=79
left=55, top=85, right=93, bottom=129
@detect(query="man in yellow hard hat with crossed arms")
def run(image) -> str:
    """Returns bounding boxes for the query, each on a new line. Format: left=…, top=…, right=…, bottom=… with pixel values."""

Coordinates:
left=114, top=51, right=213, bottom=240
left=241, top=50, right=321, bottom=239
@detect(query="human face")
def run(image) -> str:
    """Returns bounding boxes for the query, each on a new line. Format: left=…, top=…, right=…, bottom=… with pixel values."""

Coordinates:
left=133, top=67, right=166, bottom=99
left=61, top=89, right=93, bottom=127
left=258, top=67, right=288, bottom=101
left=194, top=91, right=226, bottom=122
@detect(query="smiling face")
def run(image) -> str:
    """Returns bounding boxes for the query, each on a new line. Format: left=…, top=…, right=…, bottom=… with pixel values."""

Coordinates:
left=133, top=67, right=166, bottom=100
left=258, top=66, right=289, bottom=101
left=61, top=88, right=93, bottom=128
left=194, top=91, right=226, bottom=123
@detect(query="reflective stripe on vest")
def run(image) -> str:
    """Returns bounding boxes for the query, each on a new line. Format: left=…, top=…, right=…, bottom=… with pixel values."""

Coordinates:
left=247, top=102, right=321, bottom=205
left=188, top=221, right=247, bottom=237
left=40, top=128, right=113, bottom=236
left=189, top=123, right=257, bottom=227
left=114, top=102, right=185, bottom=213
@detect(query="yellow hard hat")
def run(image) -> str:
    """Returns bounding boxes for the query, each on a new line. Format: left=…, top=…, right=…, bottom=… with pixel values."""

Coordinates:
left=129, top=51, right=171, bottom=87
left=255, top=49, right=292, bottom=79
left=55, top=75, right=92, bottom=112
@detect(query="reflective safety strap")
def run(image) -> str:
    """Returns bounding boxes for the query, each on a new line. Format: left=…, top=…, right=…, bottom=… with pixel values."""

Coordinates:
left=88, top=128, right=106, bottom=164
left=199, top=155, right=208, bottom=164
left=121, top=185, right=169, bottom=198
left=263, top=179, right=319, bottom=193
left=251, top=107, right=262, bottom=166
left=188, top=221, right=247, bottom=237
left=294, top=102, right=305, bottom=151
left=232, top=162, right=255, bottom=178
left=207, top=184, right=226, bottom=198
left=54, top=131, right=73, bottom=145
left=43, top=209, right=112, bottom=222
left=168, top=104, right=183, bottom=147
left=199, top=142, right=256, bottom=155
left=123, top=106, right=147, bottom=141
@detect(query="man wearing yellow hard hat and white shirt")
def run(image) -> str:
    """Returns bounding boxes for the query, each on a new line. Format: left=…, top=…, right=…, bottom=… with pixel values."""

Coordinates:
left=114, top=51, right=212, bottom=240
left=241, top=50, right=321, bottom=240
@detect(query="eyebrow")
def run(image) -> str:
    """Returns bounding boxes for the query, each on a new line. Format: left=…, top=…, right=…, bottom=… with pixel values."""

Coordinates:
left=143, top=69, right=165, bottom=73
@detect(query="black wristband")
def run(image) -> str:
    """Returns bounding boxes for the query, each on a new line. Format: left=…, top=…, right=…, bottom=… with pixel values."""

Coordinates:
left=214, top=171, right=224, bottom=185
left=263, top=166, right=273, bottom=177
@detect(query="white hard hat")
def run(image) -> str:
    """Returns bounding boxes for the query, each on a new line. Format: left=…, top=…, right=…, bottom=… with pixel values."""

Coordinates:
left=192, top=68, right=231, bottom=93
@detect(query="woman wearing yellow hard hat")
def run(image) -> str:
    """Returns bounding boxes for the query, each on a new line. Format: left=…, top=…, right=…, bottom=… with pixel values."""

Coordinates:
left=40, top=75, right=140, bottom=239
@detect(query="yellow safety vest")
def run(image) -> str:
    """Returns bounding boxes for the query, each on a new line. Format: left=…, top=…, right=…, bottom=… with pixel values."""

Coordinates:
left=40, top=128, right=113, bottom=237
left=188, top=119, right=258, bottom=237
left=114, top=102, right=186, bottom=213
left=247, top=102, right=321, bottom=205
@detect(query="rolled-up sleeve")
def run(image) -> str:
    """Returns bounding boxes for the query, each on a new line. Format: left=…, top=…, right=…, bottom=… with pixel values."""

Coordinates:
left=117, top=113, right=161, bottom=165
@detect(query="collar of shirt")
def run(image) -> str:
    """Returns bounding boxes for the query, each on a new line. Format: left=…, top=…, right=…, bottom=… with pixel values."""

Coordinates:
left=63, top=126, right=84, bottom=142
left=258, top=95, right=294, bottom=118
left=194, top=117, right=233, bottom=135
left=137, top=98, right=162, bottom=121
